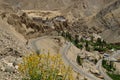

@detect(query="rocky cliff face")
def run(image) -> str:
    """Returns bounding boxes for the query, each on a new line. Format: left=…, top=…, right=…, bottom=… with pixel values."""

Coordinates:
left=0, top=0, right=120, bottom=80
left=2, top=12, right=68, bottom=39
left=0, top=15, right=28, bottom=80
left=92, top=0, right=120, bottom=43
left=0, top=0, right=114, bottom=17
left=0, top=0, right=119, bottom=43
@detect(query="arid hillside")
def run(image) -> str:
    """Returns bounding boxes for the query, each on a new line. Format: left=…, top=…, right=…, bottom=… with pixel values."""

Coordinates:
left=0, top=0, right=120, bottom=80
left=0, top=0, right=120, bottom=43
left=0, top=0, right=114, bottom=17
left=91, top=0, right=120, bottom=43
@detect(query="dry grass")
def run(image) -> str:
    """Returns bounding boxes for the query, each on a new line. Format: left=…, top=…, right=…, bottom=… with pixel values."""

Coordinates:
left=18, top=52, right=73, bottom=80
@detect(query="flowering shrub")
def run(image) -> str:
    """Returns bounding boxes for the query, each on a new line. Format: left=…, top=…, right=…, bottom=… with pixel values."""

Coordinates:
left=19, top=53, right=73, bottom=80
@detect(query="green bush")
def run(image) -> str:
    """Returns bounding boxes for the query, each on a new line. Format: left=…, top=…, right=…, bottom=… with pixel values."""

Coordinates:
left=107, top=72, right=120, bottom=80
left=61, top=32, right=120, bottom=52
left=76, top=55, right=83, bottom=66
left=102, top=60, right=115, bottom=72
left=76, top=44, right=83, bottom=49
left=93, top=47, right=107, bottom=52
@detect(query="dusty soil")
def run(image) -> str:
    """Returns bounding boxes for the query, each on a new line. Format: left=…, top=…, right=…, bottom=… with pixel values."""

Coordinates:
left=0, top=0, right=120, bottom=80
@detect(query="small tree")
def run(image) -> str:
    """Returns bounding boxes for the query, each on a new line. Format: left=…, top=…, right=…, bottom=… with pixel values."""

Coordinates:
left=74, top=35, right=79, bottom=45
left=90, top=36, right=94, bottom=42
left=66, top=32, right=72, bottom=41
left=96, top=38, right=102, bottom=46
left=101, top=40, right=106, bottom=48
left=80, top=37, right=84, bottom=42
left=61, top=31, right=65, bottom=37
left=85, top=41, right=90, bottom=51
left=77, top=44, right=83, bottom=49
left=76, top=55, right=82, bottom=66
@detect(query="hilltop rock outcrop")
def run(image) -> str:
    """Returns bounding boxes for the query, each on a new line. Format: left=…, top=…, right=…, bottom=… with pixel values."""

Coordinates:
left=3, top=12, right=69, bottom=39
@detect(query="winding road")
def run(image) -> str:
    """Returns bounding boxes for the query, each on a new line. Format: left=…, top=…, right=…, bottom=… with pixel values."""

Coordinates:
left=29, top=36, right=102, bottom=80
left=60, top=42, right=102, bottom=80
left=29, top=36, right=48, bottom=54
left=96, top=59, right=112, bottom=80
left=27, top=34, right=120, bottom=80
left=96, top=50, right=120, bottom=80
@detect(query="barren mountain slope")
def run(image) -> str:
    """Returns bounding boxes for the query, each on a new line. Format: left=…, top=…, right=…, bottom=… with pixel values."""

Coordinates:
left=0, top=0, right=114, bottom=18
left=90, top=0, right=120, bottom=43
left=0, top=13, right=28, bottom=79
left=0, top=0, right=120, bottom=43
left=0, top=0, right=120, bottom=80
